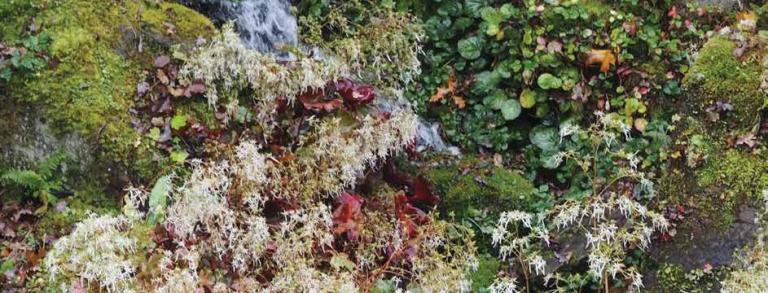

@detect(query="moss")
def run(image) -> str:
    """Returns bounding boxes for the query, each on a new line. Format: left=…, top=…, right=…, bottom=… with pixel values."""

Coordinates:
left=471, top=254, right=500, bottom=292
left=36, top=197, right=118, bottom=239
left=656, top=263, right=726, bottom=293
left=141, top=2, right=216, bottom=42
left=682, top=37, right=764, bottom=132
left=698, top=148, right=768, bottom=201
left=422, top=156, right=535, bottom=217
left=4, top=0, right=215, bottom=188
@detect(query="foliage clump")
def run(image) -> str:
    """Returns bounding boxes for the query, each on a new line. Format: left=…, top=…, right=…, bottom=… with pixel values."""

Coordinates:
left=490, top=113, right=668, bottom=292
left=42, top=6, right=480, bottom=292
left=299, top=0, right=424, bottom=91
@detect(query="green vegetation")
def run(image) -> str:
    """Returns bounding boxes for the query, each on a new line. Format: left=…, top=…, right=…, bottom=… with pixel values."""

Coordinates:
left=1, top=0, right=215, bottom=188
left=683, top=37, right=764, bottom=132
left=1, top=0, right=768, bottom=292
left=1, top=152, right=68, bottom=212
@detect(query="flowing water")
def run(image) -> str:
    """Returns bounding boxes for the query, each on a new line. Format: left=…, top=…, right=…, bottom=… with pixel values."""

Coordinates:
left=201, top=0, right=459, bottom=154
left=192, top=0, right=298, bottom=58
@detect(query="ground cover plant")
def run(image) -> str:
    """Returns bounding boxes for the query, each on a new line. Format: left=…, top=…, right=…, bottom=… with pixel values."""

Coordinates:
left=2, top=0, right=768, bottom=292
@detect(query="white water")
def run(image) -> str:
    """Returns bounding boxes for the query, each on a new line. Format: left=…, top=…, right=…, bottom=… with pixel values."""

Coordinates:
left=211, top=0, right=459, bottom=155
left=198, top=0, right=298, bottom=58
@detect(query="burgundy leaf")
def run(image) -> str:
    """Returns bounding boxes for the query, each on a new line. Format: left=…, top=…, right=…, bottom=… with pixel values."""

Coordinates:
left=332, top=192, right=364, bottom=241
left=299, top=88, right=343, bottom=112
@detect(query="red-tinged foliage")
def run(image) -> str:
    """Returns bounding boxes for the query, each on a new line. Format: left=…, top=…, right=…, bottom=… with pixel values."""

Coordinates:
left=332, top=192, right=364, bottom=241
left=394, top=192, right=430, bottom=239
left=334, top=78, right=376, bottom=107
left=299, top=88, right=343, bottom=112
left=383, top=162, right=439, bottom=208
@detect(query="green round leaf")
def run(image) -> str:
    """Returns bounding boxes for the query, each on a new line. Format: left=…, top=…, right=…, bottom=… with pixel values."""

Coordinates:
left=458, top=36, right=482, bottom=60
left=529, top=126, right=559, bottom=151
left=537, top=73, right=562, bottom=90
left=500, top=99, right=521, bottom=121
left=519, top=89, right=536, bottom=109
left=484, top=90, right=507, bottom=110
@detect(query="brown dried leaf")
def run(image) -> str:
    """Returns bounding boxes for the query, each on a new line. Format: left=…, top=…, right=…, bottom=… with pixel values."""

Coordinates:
left=452, top=96, right=466, bottom=109
left=736, top=132, right=758, bottom=148
left=585, top=49, right=616, bottom=73
left=429, top=73, right=457, bottom=103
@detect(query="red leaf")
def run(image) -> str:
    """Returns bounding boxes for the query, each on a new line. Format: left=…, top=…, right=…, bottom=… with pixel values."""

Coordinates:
left=667, top=6, right=678, bottom=18
left=384, top=162, right=440, bottom=208
left=299, top=88, right=343, bottom=112
left=184, top=82, right=206, bottom=97
left=334, top=78, right=375, bottom=107
left=332, top=192, right=364, bottom=241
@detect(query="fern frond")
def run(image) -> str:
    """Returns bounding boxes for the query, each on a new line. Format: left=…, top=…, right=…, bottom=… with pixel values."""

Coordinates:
left=37, top=152, right=68, bottom=180
left=1, top=170, right=46, bottom=191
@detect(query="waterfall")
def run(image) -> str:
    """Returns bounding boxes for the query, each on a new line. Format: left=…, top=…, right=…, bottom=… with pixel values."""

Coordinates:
left=190, top=0, right=298, bottom=58
left=194, top=0, right=459, bottom=155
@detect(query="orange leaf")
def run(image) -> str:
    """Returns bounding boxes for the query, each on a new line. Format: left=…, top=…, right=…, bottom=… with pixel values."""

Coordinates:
left=429, top=73, right=457, bottom=103
left=585, top=49, right=616, bottom=73
left=737, top=11, right=757, bottom=22
left=452, top=96, right=466, bottom=109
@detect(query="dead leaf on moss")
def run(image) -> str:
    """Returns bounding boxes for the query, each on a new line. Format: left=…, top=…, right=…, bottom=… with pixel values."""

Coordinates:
left=736, top=132, right=757, bottom=148
left=585, top=49, right=616, bottom=73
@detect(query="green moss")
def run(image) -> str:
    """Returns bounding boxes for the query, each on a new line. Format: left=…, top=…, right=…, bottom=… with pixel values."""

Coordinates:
left=656, top=263, right=726, bottom=293
left=36, top=197, right=118, bottom=239
left=471, top=254, right=500, bottom=292
left=683, top=37, right=764, bottom=132
left=698, top=148, right=768, bottom=201
left=423, top=156, right=535, bottom=216
left=5, top=0, right=215, bottom=186
left=142, top=2, right=216, bottom=42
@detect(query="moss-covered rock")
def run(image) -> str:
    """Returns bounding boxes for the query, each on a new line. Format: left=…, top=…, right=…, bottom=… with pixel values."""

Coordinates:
left=422, top=156, right=536, bottom=217
left=682, top=36, right=764, bottom=133
left=698, top=148, right=768, bottom=201
left=1, top=0, right=215, bottom=194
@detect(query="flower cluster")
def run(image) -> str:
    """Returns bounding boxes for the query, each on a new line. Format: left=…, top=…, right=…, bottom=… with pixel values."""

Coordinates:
left=180, top=23, right=349, bottom=126
left=491, top=115, right=669, bottom=292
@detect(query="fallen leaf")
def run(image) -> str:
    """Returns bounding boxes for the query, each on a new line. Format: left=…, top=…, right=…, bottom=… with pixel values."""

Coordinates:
left=667, top=6, right=678, bottom=18
left=154, top=55, right=170, bottom=68
left=335, top=78, right=375, bottom=106
left=299, top=88, right=343, bottom=112
left=137, top=81, right=150, bottom=96
left=430, top=73, right=466, bottom=109
left=585, top=49, right=616, bottom=73
left=736, top=132, right=757, bottom=148
left=156, top=69, right=170, bottom=84
left=452, top=96, right=466, bottom=109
